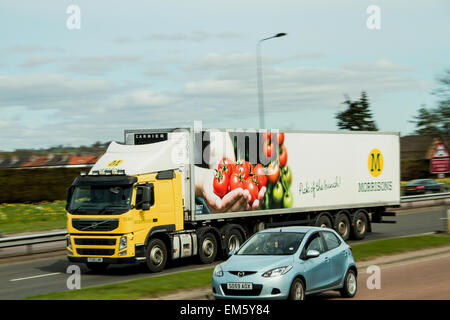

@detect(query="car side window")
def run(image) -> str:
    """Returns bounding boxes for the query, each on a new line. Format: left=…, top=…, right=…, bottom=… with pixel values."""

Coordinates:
left=305, top=233, right=325, bottom=254
left=322, top=231, right=341, bottom=251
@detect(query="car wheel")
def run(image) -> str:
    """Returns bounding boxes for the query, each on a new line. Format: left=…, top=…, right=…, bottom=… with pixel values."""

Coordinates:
left=335, top=213, right=351, bottom=241
left=351, top=210, right=368, bottom=240
left=146, top=238, right=167, bottom=273
left=289, top=278, right=306, bottom=300
left=340, top=269, right=357, bottom=298
left=198, top=232, right=218, bottom=264
left=315, top=214, right=332, bottom=229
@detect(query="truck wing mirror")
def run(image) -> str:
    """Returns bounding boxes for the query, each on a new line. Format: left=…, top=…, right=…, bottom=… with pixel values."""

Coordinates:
left=137, top=184, right=154, bottom=210
left=66, top=186, right=74, bottom=210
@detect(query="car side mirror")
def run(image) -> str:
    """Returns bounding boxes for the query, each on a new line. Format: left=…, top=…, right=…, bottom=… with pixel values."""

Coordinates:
left=305, top=249, right=320, bottom=259
left=228, top=249, right=237, bottom=257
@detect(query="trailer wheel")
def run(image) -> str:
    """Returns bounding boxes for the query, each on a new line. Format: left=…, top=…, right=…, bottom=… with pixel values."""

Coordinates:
left=198, top=232, right=218, bottom=264
left=335, top=213, right=351, bottom=241
left=315, top=214, right=332, bottom=229
left=146, top=238, right=167, bottom=273
left=351, top=210, right=369, bottom=240
left=225, top=228, right=244, bottom=254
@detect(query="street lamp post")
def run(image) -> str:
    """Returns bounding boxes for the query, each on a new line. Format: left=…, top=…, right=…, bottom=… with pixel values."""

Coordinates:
left=256, top=33, right=287, bottom=129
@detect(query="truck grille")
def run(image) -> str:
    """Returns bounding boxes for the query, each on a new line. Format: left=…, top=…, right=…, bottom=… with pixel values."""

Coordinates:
left=72, top=219, right=119, bottom=232
left=74, top=238, right=116, bottom=246
left=221, top=284, right=263, bottom=296
left=76, top=249, right=115, bottom=256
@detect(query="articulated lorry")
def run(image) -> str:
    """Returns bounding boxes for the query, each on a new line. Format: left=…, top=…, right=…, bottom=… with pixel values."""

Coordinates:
left=66, top=128, right=399, bottom=272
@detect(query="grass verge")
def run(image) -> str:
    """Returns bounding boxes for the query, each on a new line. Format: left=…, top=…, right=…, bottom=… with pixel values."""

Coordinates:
left=25, top=233, right=450, bottom=300
left=0, top=201, right=66, bottom=235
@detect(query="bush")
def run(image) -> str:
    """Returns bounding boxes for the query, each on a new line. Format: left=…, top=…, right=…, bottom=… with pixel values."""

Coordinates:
left=0, top=167, right=89, bottom=203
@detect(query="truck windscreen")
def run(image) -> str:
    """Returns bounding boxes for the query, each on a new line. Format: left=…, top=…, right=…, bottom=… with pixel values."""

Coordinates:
left=68, top=184, right=133, bottom=215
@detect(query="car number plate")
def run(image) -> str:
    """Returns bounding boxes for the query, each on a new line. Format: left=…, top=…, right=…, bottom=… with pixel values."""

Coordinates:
left=227, top=282, right=253, bottom=290
left=87, top=257, right=103, bottom=263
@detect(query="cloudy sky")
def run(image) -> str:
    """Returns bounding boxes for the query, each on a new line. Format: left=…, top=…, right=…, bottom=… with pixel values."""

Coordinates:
left=1, top=1, right=449, bottom=151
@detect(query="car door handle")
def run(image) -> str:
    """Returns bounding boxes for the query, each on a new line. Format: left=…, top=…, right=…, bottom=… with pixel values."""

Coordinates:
left=324, top=257, right=330, bottom=262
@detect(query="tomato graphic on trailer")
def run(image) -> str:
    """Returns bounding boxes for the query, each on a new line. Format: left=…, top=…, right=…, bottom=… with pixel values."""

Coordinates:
left=210, top=131, right=294, bottom=211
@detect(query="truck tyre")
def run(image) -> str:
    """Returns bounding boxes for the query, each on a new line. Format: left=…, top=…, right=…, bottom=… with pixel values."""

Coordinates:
left=351, top=210, right=369, bottom=240
left=340, top=269, right=357, bottom=298
left=335, top=213, right=351, bottom=241
left=315, top=214, right=332, bottom=229
left=198, top=232, right=218, bottom=264
left=146, top=238, right=167, bottom=273
left=86, top=262, right=109, bottom=272
left=225, top=228, right=244, bottom=254
left=289, top=278, right=306, bottom=300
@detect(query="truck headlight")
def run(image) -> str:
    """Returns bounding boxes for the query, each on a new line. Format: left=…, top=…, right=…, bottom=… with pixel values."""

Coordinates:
left=119, top=236, right=127, bottom=251
left=67, top=236, right=72, bottom=250
left=262, top=265, right=292, bottom=277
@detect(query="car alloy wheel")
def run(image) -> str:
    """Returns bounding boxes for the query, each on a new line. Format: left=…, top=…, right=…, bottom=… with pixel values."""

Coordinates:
left=289, top=278, right=305, bottom=300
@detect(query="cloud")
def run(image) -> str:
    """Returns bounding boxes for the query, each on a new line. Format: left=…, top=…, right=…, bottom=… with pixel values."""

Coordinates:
left=61, top=55, right=142, bottom=76
left=19, top=56, right=59, bottom=68
left=0, top=73, right=116, bottom=108
left=143, top=31, right=244, bottom=42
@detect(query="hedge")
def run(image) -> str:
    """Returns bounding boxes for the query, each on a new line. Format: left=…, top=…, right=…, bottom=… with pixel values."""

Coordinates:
left=0, top=167, right=89, bottom=203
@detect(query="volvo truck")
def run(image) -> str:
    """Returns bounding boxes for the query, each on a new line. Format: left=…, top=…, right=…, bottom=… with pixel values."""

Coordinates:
left=66, top=128, right=399, bottom=272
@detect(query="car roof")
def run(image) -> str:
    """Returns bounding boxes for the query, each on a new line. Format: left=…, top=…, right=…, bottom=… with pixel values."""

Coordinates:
left=259, top=226, right=328, bottom=234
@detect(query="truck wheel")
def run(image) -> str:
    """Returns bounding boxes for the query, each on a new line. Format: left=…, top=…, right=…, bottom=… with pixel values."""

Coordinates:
left=315, top=214, right=332, bottom=229
left=340, top=269, right=357, bottom=298
left=198, top=232, right=218, bottom=264
left=146, top=238, right=167, bottom=273
left=335, top=213, right=350, bottom=241
left=225, top=229, right=244, bottom=254
left=86, top=262, right=109, bottom=272
left=351, top=210, right=369, bottom=240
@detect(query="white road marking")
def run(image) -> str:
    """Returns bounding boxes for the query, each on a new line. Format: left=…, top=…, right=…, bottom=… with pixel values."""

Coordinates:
left=10, top=272, right=61, bottom=282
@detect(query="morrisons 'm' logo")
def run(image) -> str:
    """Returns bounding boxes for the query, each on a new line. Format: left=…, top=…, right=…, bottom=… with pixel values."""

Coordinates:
left=107, top=160, right=123, bottom=167
left=368, top=149, right=383, bottom=177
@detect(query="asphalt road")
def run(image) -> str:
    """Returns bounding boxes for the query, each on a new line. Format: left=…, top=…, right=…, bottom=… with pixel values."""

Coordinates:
left=0, top=205, right=446, bottom=300
left=313, top=253, right=450, bottom=300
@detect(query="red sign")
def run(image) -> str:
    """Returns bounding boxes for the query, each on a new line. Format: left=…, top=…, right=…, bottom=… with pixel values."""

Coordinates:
left=431, top=158, right=450, bottom=173
left=432, top=142, right=449, bottom=158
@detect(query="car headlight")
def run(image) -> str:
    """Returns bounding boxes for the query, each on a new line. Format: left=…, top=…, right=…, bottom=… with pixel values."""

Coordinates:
left=119, top=236, right=127, bottom=251
left=214, top=264, right=224, bottom=277
left=262, top=265, right=293, bottom=277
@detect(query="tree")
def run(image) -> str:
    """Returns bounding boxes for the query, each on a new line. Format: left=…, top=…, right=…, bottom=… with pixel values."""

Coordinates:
left=410, top=105, right=442, bottom=135
left=335, top=91, right=378, bottom=131
left=411, top=69, right=450, bottom=136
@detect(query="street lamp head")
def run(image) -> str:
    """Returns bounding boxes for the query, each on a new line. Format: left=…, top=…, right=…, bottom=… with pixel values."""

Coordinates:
left=274, top=33, right=287, bottom=38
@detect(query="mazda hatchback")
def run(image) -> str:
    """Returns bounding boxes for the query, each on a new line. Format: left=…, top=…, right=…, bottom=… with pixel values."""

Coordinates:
left=212, top=226, right=357, bottom=300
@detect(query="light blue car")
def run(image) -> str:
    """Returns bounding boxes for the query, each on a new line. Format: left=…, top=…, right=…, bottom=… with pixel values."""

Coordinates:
left=212, top=226, right=357, bottom=300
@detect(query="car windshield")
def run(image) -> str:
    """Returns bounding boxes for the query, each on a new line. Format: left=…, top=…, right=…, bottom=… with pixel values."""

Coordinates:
left=408, top=179, right=432, bottom=185
left=68, top=184, right=133, bottom=214
left=237, top=232, right=306, bottom=256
